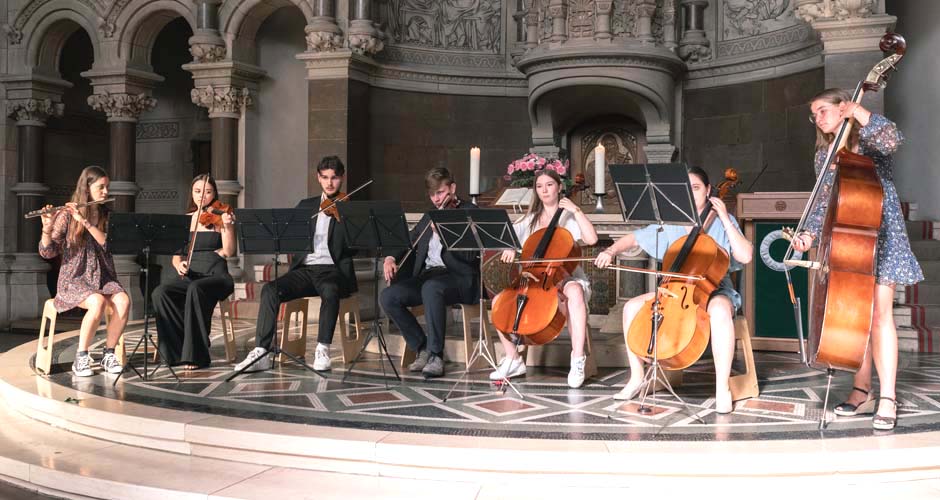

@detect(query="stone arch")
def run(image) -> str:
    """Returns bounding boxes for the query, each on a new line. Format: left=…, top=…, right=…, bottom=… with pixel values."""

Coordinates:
left=21, top=3, right=101, bottom=74
left=220, top=0, right=314, bottom=64
left=112, top=0, right=196, bottom=69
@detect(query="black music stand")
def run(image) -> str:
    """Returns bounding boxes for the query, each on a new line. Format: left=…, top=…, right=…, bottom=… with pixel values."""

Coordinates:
left=609, top=163, right=705, bottom=422
left=226, top=208, right=326, bottom=381
left=337, top=201, right=410, bottom=386
left=427, top=208, right=524, bottom=401
left=107, top=213, right=190, bottom=384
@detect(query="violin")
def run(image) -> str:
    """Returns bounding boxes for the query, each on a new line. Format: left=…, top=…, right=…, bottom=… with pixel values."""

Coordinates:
left=198, top=199, right=233, bottom=229
left=314, top=179, right=375, bottom=222
left=490, top=207, right=580, bottom=345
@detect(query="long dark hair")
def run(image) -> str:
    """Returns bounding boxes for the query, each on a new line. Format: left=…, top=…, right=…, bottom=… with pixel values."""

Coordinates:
left=67, top=166, right=110, bottom=247
left=525, top=169, right=565, bottom=232
left=186, top=174, right=219, bottom=213
left=811, top=88, right=860, bottom=152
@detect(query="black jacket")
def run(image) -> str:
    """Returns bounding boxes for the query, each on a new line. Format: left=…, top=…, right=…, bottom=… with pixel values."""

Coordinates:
left=390, top=201, right=481, bottom=304
left=289, top=196, right=358, bottom=295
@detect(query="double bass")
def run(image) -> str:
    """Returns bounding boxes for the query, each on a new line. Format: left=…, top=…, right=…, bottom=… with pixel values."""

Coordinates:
left=783, top=33, right=906, bottom=372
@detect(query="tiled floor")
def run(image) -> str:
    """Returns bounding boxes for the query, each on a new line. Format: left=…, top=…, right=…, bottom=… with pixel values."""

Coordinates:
left=34, top=320, right=940, bottom=441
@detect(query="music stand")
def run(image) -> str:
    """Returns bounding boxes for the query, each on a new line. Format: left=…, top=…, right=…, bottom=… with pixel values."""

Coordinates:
left=427, top=208, right=524, bottom=401
left=107, top=213, right=190, bottom=384
left=609, top=163, right=705, bottom=422
left=226, top=208, right=326, bottom=381
left=337, top=201, right=411, bottom=386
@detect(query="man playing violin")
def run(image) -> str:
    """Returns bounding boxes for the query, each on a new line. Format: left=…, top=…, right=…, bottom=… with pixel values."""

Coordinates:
left=380, top=167, right=480, bottom=378
left=234, top=156, right=358, bottom=373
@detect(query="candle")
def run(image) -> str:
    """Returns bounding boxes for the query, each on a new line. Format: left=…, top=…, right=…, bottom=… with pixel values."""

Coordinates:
left=594, top=143, right=606, bottom=195
left=470, top=147, right=481, bottom=195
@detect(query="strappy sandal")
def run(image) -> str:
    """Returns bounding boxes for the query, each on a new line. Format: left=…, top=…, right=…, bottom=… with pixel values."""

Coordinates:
left=833, top=386, right=876, bottom=417
left=873, top=397, right=898, bottom=431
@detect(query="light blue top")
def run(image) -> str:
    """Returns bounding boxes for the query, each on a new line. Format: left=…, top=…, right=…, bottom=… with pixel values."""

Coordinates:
left=631, top=215, right=744, bottom=273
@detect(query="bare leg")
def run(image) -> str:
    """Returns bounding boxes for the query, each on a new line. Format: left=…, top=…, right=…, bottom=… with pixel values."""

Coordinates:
left=622, top=293, right=655, bottom=388
left=76, top=293, right=107, bottom=351
left=496, top=330, right=522, bottom=361
left=871, top=284, right=898, bottom=420
left=562, top=282, right=588, bottom=358
left=707, top=296, right=735, bottom=396
left=104, top=292, right=130, bottom=349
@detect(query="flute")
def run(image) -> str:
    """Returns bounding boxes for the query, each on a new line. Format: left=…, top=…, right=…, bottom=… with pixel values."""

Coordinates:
left=24, top=198, right=115, bottom=219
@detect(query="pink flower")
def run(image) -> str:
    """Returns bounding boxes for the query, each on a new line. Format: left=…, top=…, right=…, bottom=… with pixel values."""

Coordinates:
left=556, top=165, right=567, bottom=175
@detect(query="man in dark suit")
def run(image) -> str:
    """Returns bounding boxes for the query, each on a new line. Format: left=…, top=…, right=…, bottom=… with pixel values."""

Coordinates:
left=380, top=167, right=480, bottom=378
left=234, top=156, right=358, bottom=372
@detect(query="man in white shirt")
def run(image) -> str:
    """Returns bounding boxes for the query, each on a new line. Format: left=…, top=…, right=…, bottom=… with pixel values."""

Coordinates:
left=380, top=168, right=481, bottom=378
left=234, top=156, right=358, bottom=373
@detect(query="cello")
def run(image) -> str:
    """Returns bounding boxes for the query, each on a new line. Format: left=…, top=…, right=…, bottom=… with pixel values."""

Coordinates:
left=783, top=33, right=906, bottom=372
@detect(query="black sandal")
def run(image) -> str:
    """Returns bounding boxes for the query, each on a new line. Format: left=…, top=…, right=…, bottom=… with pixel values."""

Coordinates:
left=873, top=397, right=898, bottom=431
left=833, top=386, right=876, bottom=417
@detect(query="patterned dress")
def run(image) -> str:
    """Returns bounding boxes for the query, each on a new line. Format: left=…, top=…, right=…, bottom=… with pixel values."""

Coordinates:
left=805, top=114, right=924, bottom=286
left=38, top=210, right=125, bottom=312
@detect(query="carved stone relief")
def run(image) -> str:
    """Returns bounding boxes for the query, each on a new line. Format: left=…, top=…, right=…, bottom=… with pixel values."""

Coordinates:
left=375, top=0, right=502, bottom=53
left=6, top=98, right=65, bottom=123
left=722, top=0, right=797, bottom=40
left=87, top=92, right=157, bottom=120
left=567, top=0, right=596, bottom=39
left=191, top=85, right=252, bottom=116
left=796, top=0, right=877, bottom=22
left=580, top=127, right=638, bottom=201
left=608, top=0, right=663, bottom=42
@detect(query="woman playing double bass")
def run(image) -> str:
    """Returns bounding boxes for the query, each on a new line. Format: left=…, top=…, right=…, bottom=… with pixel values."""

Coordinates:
left=490, top=169, right=599, bottom=388
left=791, top=90, right=922, bottom=430
left=594, top=167, right=752, bottom=413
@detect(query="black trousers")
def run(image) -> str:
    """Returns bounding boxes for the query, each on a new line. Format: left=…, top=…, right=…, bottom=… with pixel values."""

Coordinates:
left=153, top=254, right=233, bottom=368
left=379, top=268, right=463, bottom=357
left=255, top=264, right=351, bottom=349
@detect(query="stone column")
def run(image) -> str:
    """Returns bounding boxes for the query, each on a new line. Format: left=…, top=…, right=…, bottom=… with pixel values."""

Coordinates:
left=191, top=85, right=250, bottom=208
left=348, top=0, right=385, bottom=56
left=678, top=0, right=710, bottom=61
left=594, top=0, right=612, bottom=41
left=190, top=0, right=227, bottom=63
left=87, top=92, right=157, bottom=212
left=306, top=0, right=345, bottom=52
left=548, top=0, right=568, bottom=43
left=524, top=6, right=540, bottom=49
left=7, top=99, right=63, bottom=251
left=644, top=143, right=677, bottom=163
left=662, top=0, right=678, bottom=50
left=635, top=0, right=657, bottom=44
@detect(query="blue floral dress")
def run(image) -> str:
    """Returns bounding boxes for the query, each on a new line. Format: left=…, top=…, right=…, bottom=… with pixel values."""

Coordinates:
left=804, top=114, right=924, bottom=286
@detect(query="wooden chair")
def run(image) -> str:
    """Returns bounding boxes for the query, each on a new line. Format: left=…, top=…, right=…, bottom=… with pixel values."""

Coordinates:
left=336, top=294, right=363, bottom=364
left=217, top=297, right=238, bottom=363
left=36, top=298, right=126, bottom=375
left=399, top=302, right=497, bottom=371
left=280, top=294, right=362, bottom=363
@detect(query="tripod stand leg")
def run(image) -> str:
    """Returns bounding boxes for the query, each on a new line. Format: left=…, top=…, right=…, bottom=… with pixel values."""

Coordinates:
left=342, top=318, right=401, bottom=384
left=443, top=324, right=524, bottom=401
left=819, top=368, right=835, bottom=430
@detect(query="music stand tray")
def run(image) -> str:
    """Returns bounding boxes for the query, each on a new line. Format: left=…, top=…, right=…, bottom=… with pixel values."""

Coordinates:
left=427, top=208, right=525, bottom=400
left=608, top=163, right=706, bottom=423
left=336, top=201, right=410, bottom=385
left=226, top=208, right=326, bottom=381
left=107, top=213, right=190, bottom=384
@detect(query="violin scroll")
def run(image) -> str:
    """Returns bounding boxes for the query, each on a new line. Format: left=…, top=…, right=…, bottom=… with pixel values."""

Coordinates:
left=863, top=32, right=906, bottom=92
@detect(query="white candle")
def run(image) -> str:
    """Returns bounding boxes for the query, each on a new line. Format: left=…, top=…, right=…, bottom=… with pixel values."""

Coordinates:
left=594, top=144, right=606, bottom=195
left=470, top=147, right=481, bottom=195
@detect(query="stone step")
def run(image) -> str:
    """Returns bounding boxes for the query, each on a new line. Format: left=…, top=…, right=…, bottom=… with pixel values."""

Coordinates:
left=905, top=220, right=940, bottom=241
left=897, top=325, right=940, bottom=353
left=894, top=304, right=940, bottom=329
left=896, top=282, right=940, bottom=306
left=909, top=240, right=940, bottom=261
left=917, top=261, right=940, bottom=282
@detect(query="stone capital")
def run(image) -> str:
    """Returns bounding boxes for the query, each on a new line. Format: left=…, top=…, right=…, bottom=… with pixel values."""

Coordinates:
left=10, top=182, right=50, bottom=197
left=215, top=179, right=244, bottom=197
left=305, top=18, right=345, bottom=53
left=347, top=20, right=385, bottom=56
left=812, top=14, right=896, bottom=54
left=87, top=92, right=157, bottom=122
left=191, top=85, right=252, bottom=118
left=106, top=180, right=141, bottom=198
left=6, top=98, right=64, bottom=125
left=643, top=143, right=677, bottom=163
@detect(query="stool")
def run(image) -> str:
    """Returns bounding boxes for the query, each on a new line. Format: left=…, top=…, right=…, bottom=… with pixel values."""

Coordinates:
left=36, top=298, right=125, bottom=376
left=336, top=294, right=363, bottom=364
left=399, top=303, right=496, bottom=371
left=218, top=297, right=238, bottom=363
left=277, top=298, right=309, bottom=361
left=279, top=295, right=363, bottom=363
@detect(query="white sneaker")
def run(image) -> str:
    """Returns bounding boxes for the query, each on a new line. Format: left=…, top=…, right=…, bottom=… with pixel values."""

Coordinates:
left=489, top=356, right=526, bottom=381
left=100, top=351, right=123, bottom=374
left=72, top=352, right=93, bottom=377
left=567, top=354, right=587, bottom=388
left=313, top=343, right=331, bottom=371
left=234, top=347, right=272, bottom=373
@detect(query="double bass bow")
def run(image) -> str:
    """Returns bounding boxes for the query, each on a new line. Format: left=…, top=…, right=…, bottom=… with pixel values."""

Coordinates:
left=782, top=32, right=906, bottom=372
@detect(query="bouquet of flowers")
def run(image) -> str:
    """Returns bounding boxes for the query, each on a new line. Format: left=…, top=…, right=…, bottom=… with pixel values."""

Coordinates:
left=504, top=153, right=573, bottom=190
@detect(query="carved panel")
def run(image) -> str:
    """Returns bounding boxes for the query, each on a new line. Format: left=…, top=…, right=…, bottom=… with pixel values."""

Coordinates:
left=136, top=121, right=180, bottom=140
left=567, top=0, right=595, bottom=38
left=580, top=127, right=638, bottom=201
left=610, top=0, right=638, bottom=38
left=376, top=0, right=502, bottom=53
left=722, top=0, right=797, bottom=40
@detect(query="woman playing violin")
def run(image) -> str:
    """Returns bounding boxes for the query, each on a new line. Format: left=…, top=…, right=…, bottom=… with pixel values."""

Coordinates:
left=152, top=174, right=236, bottom=370
left=490, top=169, right=599, bottom=388
left=792, top=89, right=922, bottom=430
left=594, top=167, right=752, bottom=413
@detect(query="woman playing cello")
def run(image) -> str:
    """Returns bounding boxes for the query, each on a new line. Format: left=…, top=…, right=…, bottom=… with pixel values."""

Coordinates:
left=490, top=169, right=599, bottom=388
left=594, top=167, right=752, bottom=413
left=791, top=89, right=922, bottom=430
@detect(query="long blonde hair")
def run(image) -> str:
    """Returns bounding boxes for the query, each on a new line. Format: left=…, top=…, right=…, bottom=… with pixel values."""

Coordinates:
left=524, top=169, right=565, bottom=232
left=67, top=166, right=110, bottom=247
left=811, top=88, right=860, bottom=152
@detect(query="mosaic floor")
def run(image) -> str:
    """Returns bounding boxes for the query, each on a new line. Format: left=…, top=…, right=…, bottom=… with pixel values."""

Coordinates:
left=36, top=320, right=940, bottom=441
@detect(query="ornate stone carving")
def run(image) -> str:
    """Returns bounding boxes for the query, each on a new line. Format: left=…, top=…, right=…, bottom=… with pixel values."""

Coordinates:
left=87, top=92, right=156, bottom=120
left=348, top=20, right=386, bottom=56
left=4, top=25, right=23, bottom=44
left=8, top=0, right=101, bottom=45
left=374, top=0, right=502, bottom=53
left=189, top=42, right=227, bottom=63
left=136, top=121, right=180, bottom=140
left=723, top=0, right=796, bottom=40
left=581, top=128, right=637, bottom=200
left=6, top=99, right=64, bottom=124
left=567, top=0, right=596, bottom=39
left=305, top=19, right=345, bottom=52
left=796, top=0, right=876, bottom=22
left=102, top=0, right=132, bottom=38
left=190, top=85, right=252, bottom=116
left=679, top=0, right=710, bottom=61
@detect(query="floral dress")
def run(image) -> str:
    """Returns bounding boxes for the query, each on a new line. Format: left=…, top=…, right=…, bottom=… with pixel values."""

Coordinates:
left=804, top=114, right=924, bottom=286
left=38, top=210, right=125, bottom=312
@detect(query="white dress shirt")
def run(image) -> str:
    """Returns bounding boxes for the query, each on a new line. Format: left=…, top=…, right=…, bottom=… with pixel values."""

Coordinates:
left=303, top=194, right=335, bottom=266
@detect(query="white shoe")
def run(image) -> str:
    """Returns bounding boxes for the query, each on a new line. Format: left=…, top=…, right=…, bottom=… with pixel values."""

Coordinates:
left=313, top=344, right=331, bottom=371
left=567, top=355, right=587, bottom=388
left=613, top=380, right=644, bottom=401
left=489, top=356, right=526, bottom=381
left=100, top=351, right=123, bottom=374
left=234, top=347, right=272, bottom=373
left=71, top=352, right=93, bottom=377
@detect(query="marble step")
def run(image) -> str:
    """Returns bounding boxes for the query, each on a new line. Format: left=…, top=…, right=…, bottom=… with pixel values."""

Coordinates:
left=906, top=220, right=940, bottom=241
left=896, top=282, right=940, bottom=305
left=910, top=240, right=940, bottom=261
